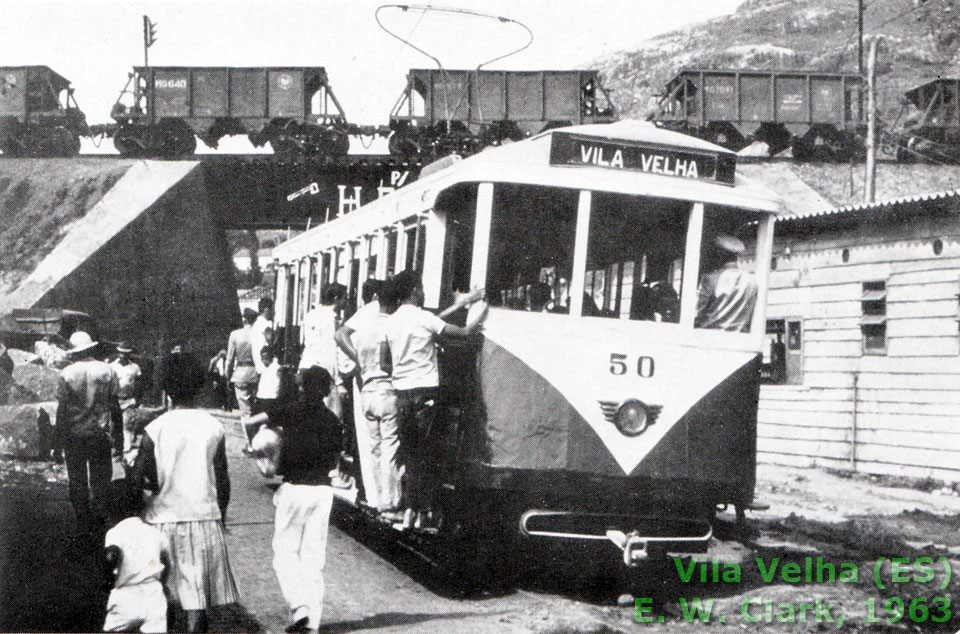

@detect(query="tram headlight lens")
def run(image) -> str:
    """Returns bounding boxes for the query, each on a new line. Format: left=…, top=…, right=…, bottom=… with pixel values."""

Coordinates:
left=615, top=399, right=649, bottom=436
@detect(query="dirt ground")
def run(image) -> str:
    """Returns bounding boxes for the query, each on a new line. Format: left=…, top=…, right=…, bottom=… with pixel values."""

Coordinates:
left=1, top=421, right=958, bottom=634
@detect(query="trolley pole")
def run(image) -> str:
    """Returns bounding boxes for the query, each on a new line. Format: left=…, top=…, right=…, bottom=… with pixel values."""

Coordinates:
left=865, top=37, right=880, bottom=203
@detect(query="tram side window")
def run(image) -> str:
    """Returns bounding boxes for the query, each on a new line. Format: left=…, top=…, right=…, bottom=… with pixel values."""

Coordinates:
left=385, top=230, right=398, bottom=277
left=486, top=185, right=578, bottom=313
left=694, top=206, right=764, bottom=333
left=436, top=184, right=477, bottom=301
left=585, top=192, right=690, bottom=322
left=404, top=222, right=426, bottom=272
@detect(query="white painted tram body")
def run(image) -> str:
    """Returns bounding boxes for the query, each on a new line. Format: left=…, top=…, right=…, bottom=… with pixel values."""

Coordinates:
left=273, top=120, right=781, bottom=564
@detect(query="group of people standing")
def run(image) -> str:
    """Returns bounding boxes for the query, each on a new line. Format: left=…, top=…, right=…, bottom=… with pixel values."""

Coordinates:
left=238, top=271, right=486, bottom=632
left=54, top=331, right=238, bottom=633
left=334, top=272, right=486, bottom=527
left=51, top=270, right=487, bottom=633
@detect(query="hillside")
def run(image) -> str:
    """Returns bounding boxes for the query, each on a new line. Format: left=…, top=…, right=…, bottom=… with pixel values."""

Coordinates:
left=598, top=0, right=960, bottom=124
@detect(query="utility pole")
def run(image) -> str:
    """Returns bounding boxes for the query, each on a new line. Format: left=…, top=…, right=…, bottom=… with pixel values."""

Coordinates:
left=865, top=37, right=881, bottom=204
left=858, top=0, right=864, bottom=74
left=143, top=15, right=157, bottom=67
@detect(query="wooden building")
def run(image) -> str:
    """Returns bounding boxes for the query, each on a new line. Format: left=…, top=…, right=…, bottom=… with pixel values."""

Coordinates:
left=760, top=189, right=960, bottom=483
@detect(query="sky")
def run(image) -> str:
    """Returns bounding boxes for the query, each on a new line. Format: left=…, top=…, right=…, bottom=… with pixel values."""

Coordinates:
left=2, top=0, right=742, bottom=152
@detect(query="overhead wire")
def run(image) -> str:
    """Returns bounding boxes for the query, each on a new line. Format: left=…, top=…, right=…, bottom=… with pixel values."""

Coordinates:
left=375, top=5, right=533, bottom=136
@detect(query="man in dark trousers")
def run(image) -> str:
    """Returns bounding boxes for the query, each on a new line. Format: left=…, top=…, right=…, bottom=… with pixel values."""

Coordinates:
left=56, top=331, right=121, bottom=536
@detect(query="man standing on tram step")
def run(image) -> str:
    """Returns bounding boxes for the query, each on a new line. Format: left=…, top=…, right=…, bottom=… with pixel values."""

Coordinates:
left=227, top=308, right=260, bottom=445
left=299, top=284, right=347, bottom=420
left=252, top=297, right=275, bottom=374
left=269, top=366, right=342, bottom=634
left=335, top=279, right=405, bottom=518
left=56, top=331, right=122, bottom=537
left=695, top=233, right=758, bottom=333
left=382, top=271, right=488, bottom=530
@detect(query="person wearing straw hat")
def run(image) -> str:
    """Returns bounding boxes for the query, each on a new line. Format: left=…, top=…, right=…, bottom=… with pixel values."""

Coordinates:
left=695, top=232, right=758, bottom=333
left=56, top=331, right=121, bottom=537
left=110, top=341, right=143, bottom=467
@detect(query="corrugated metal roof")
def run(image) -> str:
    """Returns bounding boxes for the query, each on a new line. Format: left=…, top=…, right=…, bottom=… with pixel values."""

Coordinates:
left=777, top=189, right=960, bottom=222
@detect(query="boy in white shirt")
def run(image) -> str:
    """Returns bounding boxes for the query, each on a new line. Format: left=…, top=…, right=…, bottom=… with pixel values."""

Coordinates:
left=102, top=487, right=167, bottom=633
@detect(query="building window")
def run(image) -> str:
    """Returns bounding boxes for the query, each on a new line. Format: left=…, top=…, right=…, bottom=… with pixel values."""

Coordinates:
left=763, top=318, right=803, bottom=385
left=861, top=281, right=887, bottom=355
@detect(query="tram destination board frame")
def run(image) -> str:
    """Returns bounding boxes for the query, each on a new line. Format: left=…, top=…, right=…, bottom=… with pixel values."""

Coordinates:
left=549, top=130, right=737, bottom=185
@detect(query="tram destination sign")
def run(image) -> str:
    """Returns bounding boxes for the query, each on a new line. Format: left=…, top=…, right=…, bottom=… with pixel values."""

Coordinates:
left=549, top=132, right=736, bottom=185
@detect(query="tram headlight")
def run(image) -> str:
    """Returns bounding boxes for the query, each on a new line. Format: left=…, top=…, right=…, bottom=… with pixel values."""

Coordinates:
left=615, top=399, right=650, bottom=436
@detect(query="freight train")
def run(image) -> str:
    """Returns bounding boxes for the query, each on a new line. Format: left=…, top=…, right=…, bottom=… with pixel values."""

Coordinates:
left=0, top=66, right=89, bottom=157
left=107, top=66, right=355, bottom=158
left=655, top=69, right=866, bottom=161
left=1, top=64, right=615, bottom=160
left=3, top=61, right=958, bottom=163
left=654, top=68, right=960, bottom=163
left=387, top=68, right=616, bottom=157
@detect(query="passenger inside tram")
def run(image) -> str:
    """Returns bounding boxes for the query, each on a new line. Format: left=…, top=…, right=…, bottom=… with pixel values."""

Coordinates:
left=584, top=192, right=688, bottom=322
left=693, top=208, right=763, bottom=333
left=484, top=185, right=578, bottom=314
left=527, top=282, right=552, bottom=312
left=695, top=232, right=758, bottom=333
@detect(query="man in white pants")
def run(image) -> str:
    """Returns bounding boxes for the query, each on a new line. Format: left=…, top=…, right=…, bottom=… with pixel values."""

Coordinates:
left=269, top=366, right=342, bottom=633
left=335, top=279, right=402, bottom=516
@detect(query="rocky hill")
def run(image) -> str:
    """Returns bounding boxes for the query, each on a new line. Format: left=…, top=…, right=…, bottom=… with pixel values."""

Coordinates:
left=598, top=0, right=960, bottom=124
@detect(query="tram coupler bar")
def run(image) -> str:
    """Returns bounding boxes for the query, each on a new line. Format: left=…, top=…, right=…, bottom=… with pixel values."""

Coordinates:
left=609, top=525, right=714, bottom=567
left=520, top=509, right=713, bottom=566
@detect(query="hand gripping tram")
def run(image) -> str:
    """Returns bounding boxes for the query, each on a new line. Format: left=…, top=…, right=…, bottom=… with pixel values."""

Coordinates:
left=272, top=119, right=781, bottom=575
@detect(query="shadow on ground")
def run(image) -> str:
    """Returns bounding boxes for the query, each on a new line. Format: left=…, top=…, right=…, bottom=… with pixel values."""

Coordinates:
left=0, top=471, right=106, bottom=632
left=0, top=464, right=265, bottom=633
left=323, top=610, right=491, bottom=633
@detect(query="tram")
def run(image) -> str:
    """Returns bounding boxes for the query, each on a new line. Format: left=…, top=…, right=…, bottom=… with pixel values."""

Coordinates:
left=272, top=119, right=781, bottom=568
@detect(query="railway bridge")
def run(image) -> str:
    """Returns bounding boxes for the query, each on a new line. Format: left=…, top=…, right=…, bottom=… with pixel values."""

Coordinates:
left=0, top=154, right=421, bottom=358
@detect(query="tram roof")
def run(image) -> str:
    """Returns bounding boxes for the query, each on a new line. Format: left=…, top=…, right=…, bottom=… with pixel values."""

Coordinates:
left=275, top=120, right=782, bottom=261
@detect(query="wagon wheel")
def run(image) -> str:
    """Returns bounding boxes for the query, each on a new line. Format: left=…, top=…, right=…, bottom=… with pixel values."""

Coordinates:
left=304, top=127, right=349, bottom=158
left=269, top=135, right=302, bottom=158
left=328, top=128, right=350, bottom=156
left=705, top=123, right=747, bottom=152
left=387, top=129, right=422, bottom=158
left=113, top=128, right=144, bottom=156
left=790, top=137, right=815, bottom=162
left=795, top=125, right=845, bottom=161
left=32, top=129, right=60, bottom=157
left=150, top=122, right=197, bottom=159
left=0, top=135, right=23, bottom=157
left=50, top=127, right=81, bottom=157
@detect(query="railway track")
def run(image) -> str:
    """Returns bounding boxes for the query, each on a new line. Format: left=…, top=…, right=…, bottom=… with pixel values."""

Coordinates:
left=36, top=152, right=905, bottom=165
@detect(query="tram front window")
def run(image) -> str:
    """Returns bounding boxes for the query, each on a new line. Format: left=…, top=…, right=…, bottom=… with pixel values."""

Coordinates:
left=694, top=206, right=764, bottom=334
left=485, top=185, right=579, bottom=312
left=584, top=193, right=690, bottom=322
